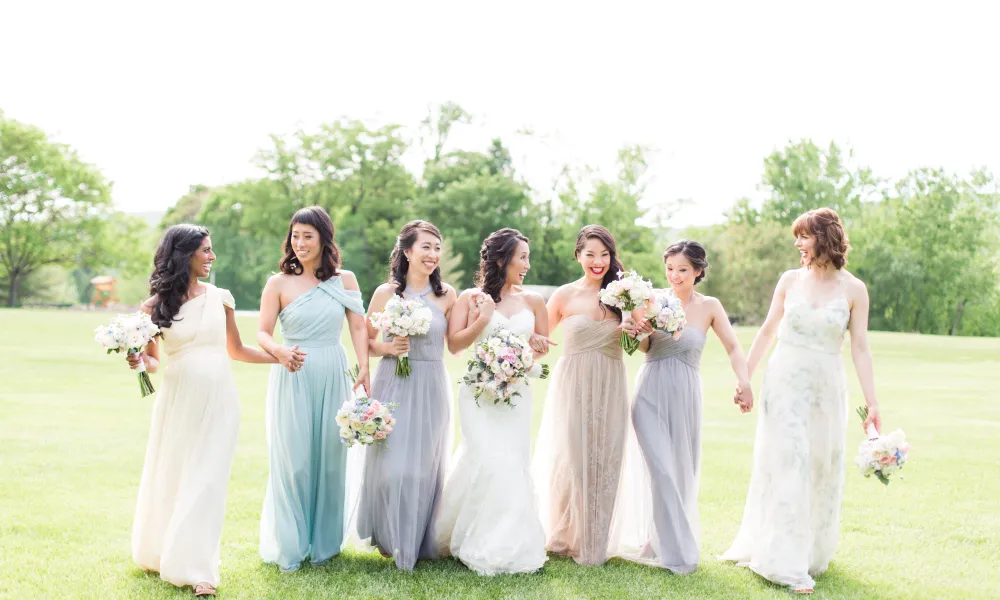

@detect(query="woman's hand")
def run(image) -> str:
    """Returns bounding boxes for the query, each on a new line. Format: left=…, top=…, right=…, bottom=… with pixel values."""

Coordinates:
left=275, top=345, right=307, bottom=373
left=125, top=352, right=147, bottom=370
left=353, top=367, right=371, bottom=396
left=473, top=292, right=495, bottom=323
left=734, top=381, right=754, bottom=413
left=863, top=404, right=882, bottom=435
left=388, top=336, right=410, bottom=357
left=528, top=333, right=556, bottom=356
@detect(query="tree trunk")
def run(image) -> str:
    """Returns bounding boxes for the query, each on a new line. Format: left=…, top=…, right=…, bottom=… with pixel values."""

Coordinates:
left=7, top=269, right=20, bottom=308
left=950, top=298, right=965, bottom=336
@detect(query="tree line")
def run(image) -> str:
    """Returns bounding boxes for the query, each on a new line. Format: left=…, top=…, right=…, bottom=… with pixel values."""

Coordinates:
left=2, top=105, right=997, bottom=337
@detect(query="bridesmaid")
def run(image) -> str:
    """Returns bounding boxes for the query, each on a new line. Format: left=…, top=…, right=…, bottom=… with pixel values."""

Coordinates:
left=533, top=224, right=630, bottom=566
left=129, top=225, right=276, bottom=598
left=609, top=240, right=753, bottom=574
left=720, top=208, right=882, bottom=594
left=354, top=220, right=457, bottom=570
left=256, top=206, right=370, bottom=572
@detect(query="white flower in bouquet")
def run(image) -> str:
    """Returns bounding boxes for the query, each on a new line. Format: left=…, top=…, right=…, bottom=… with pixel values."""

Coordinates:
left=370, top=295, right=434, bottom=377
left=599, top=269, right=655, bottom=355
left=94, top=311, right=161, bottom=398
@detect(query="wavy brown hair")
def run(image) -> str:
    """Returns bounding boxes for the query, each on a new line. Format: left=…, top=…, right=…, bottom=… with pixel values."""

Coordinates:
left=663, top=239, right=710, bottom=285
left=474, top=228, right=530, bottom=303
left=148, top=224, right=210, bottom=329
left=279, top=206, right=341, bottom=280
left=389, top=220, right=446, bottom=297
left=575, top=224, right=625, bottom=320
left=792, top=207, right=851, bottom=270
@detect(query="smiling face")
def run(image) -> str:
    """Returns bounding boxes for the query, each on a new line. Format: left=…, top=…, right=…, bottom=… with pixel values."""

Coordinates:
left=794, top=231, right=819, bottom=267
left=190, top=236, right=216, bottom=279
left=290, top=223, right=321, bottom=266
left=665, top=252, right=701, bottom=295
left=404, top=231, right=442, bottom=277
left=503, top=240, right=531, bottom=285
left=577, top=237, right=611, bottom=282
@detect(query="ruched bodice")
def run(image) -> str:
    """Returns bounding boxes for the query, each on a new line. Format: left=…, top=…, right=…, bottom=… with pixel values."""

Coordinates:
left=561, top=315, right=622, bottom=359
left=645, top=328, right=706, bottom=370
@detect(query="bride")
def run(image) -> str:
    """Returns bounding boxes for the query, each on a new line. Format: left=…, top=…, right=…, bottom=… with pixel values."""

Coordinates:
left=435, top=228, right=551, bottom=575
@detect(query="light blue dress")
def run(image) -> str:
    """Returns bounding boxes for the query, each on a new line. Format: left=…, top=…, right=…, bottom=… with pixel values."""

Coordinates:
left=259, top=276, right=365, bottom=571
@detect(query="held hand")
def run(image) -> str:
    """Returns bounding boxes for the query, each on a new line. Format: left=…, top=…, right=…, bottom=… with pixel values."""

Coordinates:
left=278, top=345, right=307, bottom=373
left=634, top=318, right=654, bottom=336
left=734, top=382, right=754, bottom=413
left=352, top=368, right=371, bottom=397
left=475, top=293, right=496, bottom=322
left=862, top=405, right=882, bottom=435
left=126, top=352, right=145, bottom=370
left=390, top=336, right=411, bottom=357
left=528, top=333, right=557, bottom=356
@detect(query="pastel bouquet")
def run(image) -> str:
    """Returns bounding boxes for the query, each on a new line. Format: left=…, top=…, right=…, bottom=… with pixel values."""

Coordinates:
left=648, top=290, right=687, bottom=339
left=94, top=311, right=161, bottom=397
left=370, top=295, right=433, bottom=377
left=336, top=365, right=397, bottom=447
left=854, top=406, right=909, bottom=485
left=463, top=326, right=549, bottom=407
left=598, top=269, right=655, bottom=355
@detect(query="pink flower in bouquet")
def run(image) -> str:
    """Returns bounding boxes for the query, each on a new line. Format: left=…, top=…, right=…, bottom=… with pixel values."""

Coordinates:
left=375, top=431, right=387, bottom=440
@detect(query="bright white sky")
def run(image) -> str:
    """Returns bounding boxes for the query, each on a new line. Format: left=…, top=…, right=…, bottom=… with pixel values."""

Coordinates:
left=3, top=1, right=998, bottom=227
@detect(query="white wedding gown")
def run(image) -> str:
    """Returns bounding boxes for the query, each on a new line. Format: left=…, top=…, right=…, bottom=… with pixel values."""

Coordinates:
left=435, top=309, right=548, bottom=575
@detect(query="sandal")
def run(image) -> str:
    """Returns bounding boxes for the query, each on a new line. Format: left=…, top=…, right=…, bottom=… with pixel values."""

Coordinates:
left=194, top=583, right=217, bottom=597
left=793, top=589, right=814, bottom=595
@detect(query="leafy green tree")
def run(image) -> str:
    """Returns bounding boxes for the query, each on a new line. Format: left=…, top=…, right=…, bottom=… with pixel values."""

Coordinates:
left=0, top=111, right=142, bottom=307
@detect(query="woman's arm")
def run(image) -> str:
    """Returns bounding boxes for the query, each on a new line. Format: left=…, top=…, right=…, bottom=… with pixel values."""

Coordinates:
left=745, top=270, right=794, bottom=378
left=227, top=306, right=279, bottom=364
left=341, top=271, right=371, bottom=395
left=848, top=277, right=881, bottom=433
left=545, top=286, right=569, bottom=336
left=527, top=292, right=556, bottom=357
left=447, top=289, right=493, bottom=354
left=256, top=275, right=305, bottom=372
left=710, top=298, right=753, bottom=412
left=366, top=284, right=409, bottom=359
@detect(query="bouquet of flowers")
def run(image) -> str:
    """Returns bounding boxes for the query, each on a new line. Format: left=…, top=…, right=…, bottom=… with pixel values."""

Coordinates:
left=94, top=311, right=161, bottom=397
left=463, top=326, right=549, bottom=407
left=369, top=295, right=433, bottom=377
left=599, top=269, right=655, bottom=355
left=647, top=290, right=687, bottom=339
left=336, top=365, right=397, bottom=447
left=854, top=406, right=909, bottom=485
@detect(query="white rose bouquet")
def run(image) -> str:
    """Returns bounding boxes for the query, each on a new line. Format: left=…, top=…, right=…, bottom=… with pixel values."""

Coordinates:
left=94, top=311, right=161, bottom=397
left=370, top=295, right=433, bottom=377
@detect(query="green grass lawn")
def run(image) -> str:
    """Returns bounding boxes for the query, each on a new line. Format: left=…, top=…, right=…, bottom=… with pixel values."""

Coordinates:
left=1, top=308, right=997, bottom=599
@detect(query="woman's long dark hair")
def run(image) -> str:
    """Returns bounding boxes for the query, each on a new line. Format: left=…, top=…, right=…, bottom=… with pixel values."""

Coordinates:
left=278, top=206, right=341, bottom=280
left=148, top=224, right=210, bottom=329
left=389, top=220, right=446, bottom=297
left=575, top=224, right=625, bottom=320
left=474, top=228, right=530, bottom=303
